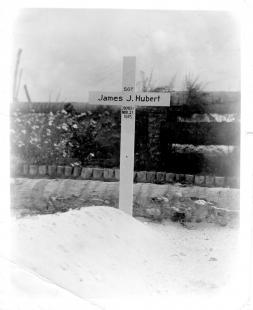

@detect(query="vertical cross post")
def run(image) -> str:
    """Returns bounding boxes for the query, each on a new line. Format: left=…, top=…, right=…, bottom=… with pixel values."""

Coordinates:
left=89, top=56, right=170, bottom=216
left=119, top=57, right=136, bottom=214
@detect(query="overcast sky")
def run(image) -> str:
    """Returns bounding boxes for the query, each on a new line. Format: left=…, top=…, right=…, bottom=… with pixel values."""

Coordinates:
left=13, top=9, right=240, bottom=102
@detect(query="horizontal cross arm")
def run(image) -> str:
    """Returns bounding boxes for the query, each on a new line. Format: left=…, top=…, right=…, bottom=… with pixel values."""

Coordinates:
left=89, top=91, right=170, bottom=106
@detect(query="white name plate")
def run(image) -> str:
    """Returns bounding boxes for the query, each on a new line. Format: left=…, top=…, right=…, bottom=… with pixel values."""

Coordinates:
left=89, top=91, right=170, bottom=107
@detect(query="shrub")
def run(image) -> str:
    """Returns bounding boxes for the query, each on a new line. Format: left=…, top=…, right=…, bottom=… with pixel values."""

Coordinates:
left=10, top=106, right=121, bottom=168
left=11, top=109, right=92, bottom=166
left=183, top=74, right=208, bottom=105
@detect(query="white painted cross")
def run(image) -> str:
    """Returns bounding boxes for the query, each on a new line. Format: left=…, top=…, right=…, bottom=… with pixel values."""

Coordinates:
left=89, top=57, right=170, bottom=215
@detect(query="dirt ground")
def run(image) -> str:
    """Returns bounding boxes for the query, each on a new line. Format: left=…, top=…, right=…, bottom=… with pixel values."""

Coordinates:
left=11, top=178, right=239, bottom=219
left=0, top=206, right=245, bottom=310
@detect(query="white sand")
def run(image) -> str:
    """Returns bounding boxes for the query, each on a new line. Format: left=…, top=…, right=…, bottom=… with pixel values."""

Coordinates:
left=0, top=206, right=244, bottom=310
left=0, top=257, right=100, bottom=310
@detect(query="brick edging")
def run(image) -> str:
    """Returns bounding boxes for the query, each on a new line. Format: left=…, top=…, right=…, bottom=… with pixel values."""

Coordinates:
left=12, top=164, right=239, bottom=188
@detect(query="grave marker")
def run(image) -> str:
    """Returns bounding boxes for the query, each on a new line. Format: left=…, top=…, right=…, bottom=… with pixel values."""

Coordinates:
left=89, top=57, right=170, bottom=215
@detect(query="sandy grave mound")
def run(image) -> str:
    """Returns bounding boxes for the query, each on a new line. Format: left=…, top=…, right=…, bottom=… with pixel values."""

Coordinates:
left=10, top=206, right=185, bottom=298
left=1, top=206, right=241, bottom=309
left=0, top=257, right=100, bottom=310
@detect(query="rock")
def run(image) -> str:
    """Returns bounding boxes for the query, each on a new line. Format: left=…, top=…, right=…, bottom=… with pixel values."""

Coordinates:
left=29, top=165, right=38, bottom=177
left=151, top=196, right=169, bottom=203
left=168, top=194, right=195, bottom=221
left=191, top=199, right=211, bottom=223
left=48, top=165, right=57, bottom=177
left=146, top=196, right=171, bottom=221
left=175, top=174, right=185, bottom=183
left=38, top=165, right=47, bottom=176
left=92, top=168, right=104, bottom=180
left=165, top=173, right=175, bottom=183
left=156, top=172, right=166, bottom=184
left=103, top=169, right=114, bottom=181
left=81, top=167, right=93, bottom=180
left=194, top=175, right=205, bottom=186
left=146, top=171, right=156, bottom=183
left=64, top=166, right=73, bottom=177
left=56, top=166, right=65, bottom=177
left=22, top=164, right=29, bottom=176
left=114, top=169, right=120, bottom=181
left=73, top=166, right=81, bottom=178
left=205, top=176, right=215, bottom=187
left=136, top=171, right=147, bottom=183
left=145, top=207, right=162, bottom=221
left=206, top=205, right=230, bottom=226
left=150, top=193, right=232, bottom=225
left=215, top=176, right=225, bottom=187
left=226, top=176, right=239, bottom=188
left=185, top=174, right=194, bottom=184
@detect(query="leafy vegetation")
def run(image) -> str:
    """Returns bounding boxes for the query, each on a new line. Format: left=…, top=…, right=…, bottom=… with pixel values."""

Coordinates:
left=183, top=74, right=208, bottom=106
left=10, top=106, right=120, bottom=167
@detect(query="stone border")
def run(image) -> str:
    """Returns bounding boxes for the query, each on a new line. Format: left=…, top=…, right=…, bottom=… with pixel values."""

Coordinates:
left=12, top=164, right=239, bottom=188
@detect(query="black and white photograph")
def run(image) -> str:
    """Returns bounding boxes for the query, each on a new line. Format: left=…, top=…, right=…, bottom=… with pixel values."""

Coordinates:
left=1, top=6, right=252, bottom=310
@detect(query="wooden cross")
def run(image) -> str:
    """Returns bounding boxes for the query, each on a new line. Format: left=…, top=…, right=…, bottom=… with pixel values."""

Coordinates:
left=89, top=57, right=170, bottom=215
